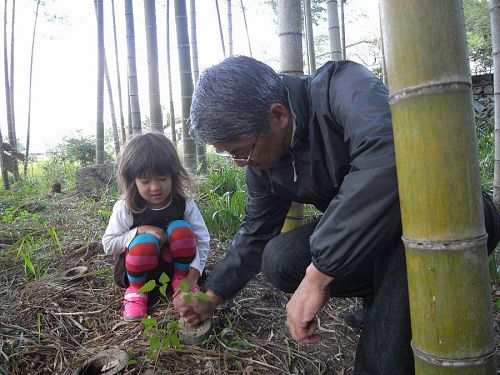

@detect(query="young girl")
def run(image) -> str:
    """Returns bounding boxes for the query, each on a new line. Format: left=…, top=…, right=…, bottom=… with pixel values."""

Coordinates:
left=102, top=132, right=210, bottom=321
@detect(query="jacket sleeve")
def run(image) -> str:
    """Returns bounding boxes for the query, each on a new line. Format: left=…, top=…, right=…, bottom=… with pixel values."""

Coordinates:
left=184, top=198, right=210, bottom=275
left=206, top=168, right=291, bottom=300
left=102, top=200, right=137, bottom=255
left=310, top=63, right=402, bottom=278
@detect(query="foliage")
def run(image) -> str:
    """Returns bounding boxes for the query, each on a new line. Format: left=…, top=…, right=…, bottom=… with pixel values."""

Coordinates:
left=463, top=0, right=492, bottom=74
left=196, top=153, right=247, bottom=239
left=262, top=0, right=328, bottom=25
left=47, top=135, right=113, bottom=168
left=476, top=114, right=494, bottom=192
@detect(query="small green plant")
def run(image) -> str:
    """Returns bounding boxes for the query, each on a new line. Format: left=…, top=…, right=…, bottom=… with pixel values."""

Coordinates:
left=138, top=273, right=182, bottom=358
left=16, top=234, right=38, bottom=278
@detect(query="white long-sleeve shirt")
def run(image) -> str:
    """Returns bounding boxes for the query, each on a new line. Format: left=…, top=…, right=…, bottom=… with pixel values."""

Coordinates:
left=102, top=198, right=210, bottom=275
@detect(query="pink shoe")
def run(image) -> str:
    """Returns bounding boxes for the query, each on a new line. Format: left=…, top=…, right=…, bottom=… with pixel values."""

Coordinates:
left=172, top=278, right=200, bottom=292
left=123, top=286, right=148, bottom=321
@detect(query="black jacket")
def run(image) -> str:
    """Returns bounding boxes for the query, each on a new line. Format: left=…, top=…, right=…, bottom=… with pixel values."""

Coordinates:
left=207, top=61, right=402, bottom=300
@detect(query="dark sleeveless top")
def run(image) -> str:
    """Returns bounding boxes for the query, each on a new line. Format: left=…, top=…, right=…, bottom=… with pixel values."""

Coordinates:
left=131, top=196, right=186, bottom=231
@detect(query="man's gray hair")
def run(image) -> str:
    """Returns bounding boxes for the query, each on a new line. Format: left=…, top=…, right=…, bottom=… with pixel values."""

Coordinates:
left=189, top=55, right=288, bottom=144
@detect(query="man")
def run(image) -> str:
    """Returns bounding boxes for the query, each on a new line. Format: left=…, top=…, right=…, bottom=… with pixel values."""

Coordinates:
left=174, top=56, right=500, bottom=374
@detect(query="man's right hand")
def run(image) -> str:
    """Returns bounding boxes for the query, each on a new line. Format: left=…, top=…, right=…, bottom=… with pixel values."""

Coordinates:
left=173, top=289, right=220, bottom=326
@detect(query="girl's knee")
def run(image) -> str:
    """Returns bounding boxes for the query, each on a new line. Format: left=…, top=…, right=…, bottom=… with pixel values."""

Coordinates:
left=167, top=220, right=194, bottom=240
left=129, top=233, right=161, bottom=254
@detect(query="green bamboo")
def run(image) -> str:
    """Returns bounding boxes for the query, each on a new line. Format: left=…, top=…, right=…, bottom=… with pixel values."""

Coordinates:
left=95, top=0, right=105, bottom=165
left=143, top=0, right=163, bottom=133
left=278, top=0, right=304, bottom=232
left=491, top=0, right=500, bottom=209
left=380, top=1, right=495, bottom=373
left=174, top=0, right=197, bottom=173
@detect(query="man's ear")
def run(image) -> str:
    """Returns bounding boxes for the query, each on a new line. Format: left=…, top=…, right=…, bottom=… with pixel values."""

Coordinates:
left=269, top=103, right=290, bottom=130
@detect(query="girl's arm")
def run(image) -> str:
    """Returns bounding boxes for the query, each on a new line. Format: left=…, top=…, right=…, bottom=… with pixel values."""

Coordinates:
left=184, top=198, right=210, bottom=275
left=102, top=200, right=137, bottom=255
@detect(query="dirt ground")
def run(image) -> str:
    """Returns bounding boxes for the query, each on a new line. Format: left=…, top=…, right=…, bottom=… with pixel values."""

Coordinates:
left=0, top=191, right=497, bottom=374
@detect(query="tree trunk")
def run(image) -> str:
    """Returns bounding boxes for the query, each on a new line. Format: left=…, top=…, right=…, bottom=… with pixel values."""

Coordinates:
left=278, top=0, right=304, bottom=231
left=303, top=0, right=315, bottom=73
left=174, top=0, right=197, bottom=172
left=278, top=0, right=302, bottom=76
left=104, top=58, right=120, bottom=156
left=491, top=0, right=500, bottom=210
left=240, top=0, right=252, bottom=57
left=190, top=0, right=206, bottom=173
left=215, top=0, right=226, bottom=58
left=8, top=0, right=18, bottom=180
left=124, top=0, right=142, bottom=135
left=24, top=0, right=40, bottom=176
left=340, top=0, right=345, bottom=59
left=166, top=0, right=176, bottom=147
left=327, top=0, right=342, bottom=61
left=227, top=0, right=233, bottom=56
left=0, top=129, right=9, bottom=190
left=111, top=0, right=126, bottom=144
left=3, top=0, right=18, bottom=181
left=380, top=1, right=495, bottom=373
left=95, top=0, right=105, bottom=164
left=144, top=0, right=163, bottom=133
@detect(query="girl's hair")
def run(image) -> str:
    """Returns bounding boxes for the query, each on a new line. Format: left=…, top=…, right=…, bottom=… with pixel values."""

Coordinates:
left=117, top=132, right=192, bottom=213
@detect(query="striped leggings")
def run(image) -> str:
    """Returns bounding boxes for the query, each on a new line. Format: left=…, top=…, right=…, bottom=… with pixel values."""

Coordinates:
left=125, top=220, right=196, bottom=289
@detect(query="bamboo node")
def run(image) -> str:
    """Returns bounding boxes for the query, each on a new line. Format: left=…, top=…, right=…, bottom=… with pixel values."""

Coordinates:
left=402, top=235, right=487, bottom=251
left=411, top=343, right=496, bottom=367
left=389, top=80, right=471, bottom=105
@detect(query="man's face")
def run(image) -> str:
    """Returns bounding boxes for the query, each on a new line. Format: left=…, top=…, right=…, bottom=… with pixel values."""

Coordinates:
left=213, top=104, right=293, bottom=170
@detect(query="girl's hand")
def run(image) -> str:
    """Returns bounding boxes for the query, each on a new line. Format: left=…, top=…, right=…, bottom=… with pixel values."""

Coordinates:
left=137, top=225, right=167, bottom=245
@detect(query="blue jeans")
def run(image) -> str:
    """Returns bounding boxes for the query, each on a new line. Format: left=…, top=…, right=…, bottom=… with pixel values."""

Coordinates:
left=261, top=194, right=500, bottom=375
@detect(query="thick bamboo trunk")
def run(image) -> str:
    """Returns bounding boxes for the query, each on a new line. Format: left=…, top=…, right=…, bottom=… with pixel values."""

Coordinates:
left=111, top=0, right=126, bottom=144
left=303, top=0, right=315, bottom=73
left=174, top=0, right=197, bottom=172
left=166, top=0, right=176, bottom=147
left=95, top=0, right=105, bottom=165
left=227, top=0, right=233, bottom=57
left=380, top=1, right=495, bottom=373
left=491, top=0, right=500, bottom=210
left=144, top=0, right=163, bottom=133
left=326, top=0, right=342, bottom=61
left=190, top=0, right=206, bottom=173
left=124, top=0, right=142, bottom=135
left=278, top=0, right=304, bottom=231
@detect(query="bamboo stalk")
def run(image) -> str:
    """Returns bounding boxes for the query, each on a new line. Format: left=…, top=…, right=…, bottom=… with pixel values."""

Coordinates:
left=380, top=1, right=495, bottom=373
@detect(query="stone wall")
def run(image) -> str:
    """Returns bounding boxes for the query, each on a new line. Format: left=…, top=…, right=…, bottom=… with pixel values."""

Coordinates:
left=472, top=73, right=494, bottom=121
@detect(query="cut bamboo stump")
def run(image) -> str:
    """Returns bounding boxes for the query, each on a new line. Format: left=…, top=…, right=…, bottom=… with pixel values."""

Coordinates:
left=177, top=318, right=211, bottom=346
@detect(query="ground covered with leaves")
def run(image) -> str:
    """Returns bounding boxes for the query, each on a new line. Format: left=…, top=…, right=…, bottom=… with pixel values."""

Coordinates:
left=0, top=190, right=498, bottom=374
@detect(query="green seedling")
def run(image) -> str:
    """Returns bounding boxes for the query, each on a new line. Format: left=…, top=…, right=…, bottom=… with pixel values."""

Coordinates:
left=178, top=279, right=213, bottom=303
left=139, top=272, right=181, bottom=359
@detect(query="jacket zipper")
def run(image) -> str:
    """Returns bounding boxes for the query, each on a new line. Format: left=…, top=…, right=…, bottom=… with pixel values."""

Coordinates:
left=289, top=149, right=297, bottom=182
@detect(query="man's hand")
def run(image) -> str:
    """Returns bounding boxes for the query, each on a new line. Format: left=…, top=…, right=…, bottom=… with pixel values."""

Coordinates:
left=173, top=289, right=220, bottom=326
left=286, top=263, right=332, bottom=344
left=172, top=268, right=200, bottom=300
left=137, top=225, right=167, bottom=245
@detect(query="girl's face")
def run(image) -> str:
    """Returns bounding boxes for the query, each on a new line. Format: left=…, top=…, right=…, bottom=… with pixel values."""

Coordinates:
left=135, top=175, right=172, bottom=208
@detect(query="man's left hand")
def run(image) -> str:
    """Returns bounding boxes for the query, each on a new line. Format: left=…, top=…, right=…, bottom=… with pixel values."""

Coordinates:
left=286, top=263, right=332, bottom=344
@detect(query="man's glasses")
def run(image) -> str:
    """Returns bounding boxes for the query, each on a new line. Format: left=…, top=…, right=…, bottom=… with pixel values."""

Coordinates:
left=216, top=134, right=260, bottom=163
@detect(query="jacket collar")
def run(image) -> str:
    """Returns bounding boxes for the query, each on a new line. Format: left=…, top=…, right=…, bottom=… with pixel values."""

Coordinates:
left=280, top=74, right=310, bottom=149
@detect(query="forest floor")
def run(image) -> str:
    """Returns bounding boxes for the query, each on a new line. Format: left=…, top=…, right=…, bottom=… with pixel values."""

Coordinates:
left=0, top=190, right=497, bottom=374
